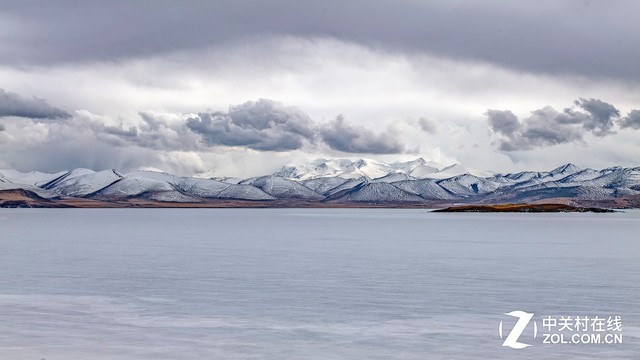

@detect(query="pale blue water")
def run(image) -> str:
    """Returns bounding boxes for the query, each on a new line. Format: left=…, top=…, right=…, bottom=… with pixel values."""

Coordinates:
left=0, top=209, right=638, bottom=359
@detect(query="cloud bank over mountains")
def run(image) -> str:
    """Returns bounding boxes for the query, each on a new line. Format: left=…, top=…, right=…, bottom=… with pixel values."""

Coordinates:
left=1, top=84, right=639, bottom=176
left=1, top=1, right=639, bottom=176
left=487, top=98, right=639, bottom=151
left=0, top=93, right=414, bottom=174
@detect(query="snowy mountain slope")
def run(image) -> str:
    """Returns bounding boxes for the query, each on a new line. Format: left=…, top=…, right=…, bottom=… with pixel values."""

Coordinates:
left=94, top=175, right=176, bottom=198
left=502, top=163, right=582, bottom=190
left=0, top=169, right=68, bottom=187
left=242, top=175, right=323, bottom=200
left=2, top=160, right=640, bottom=204
left=92, top=171, right=202, bottom=202
left=547, top=163, right=581, bottom=178
left=323, top=177, right=368, bottom=197
left=329, top=182, right=425, bottom=202
left=493, top=185, right=613, bottom=203
left=351, top=159, right=409, bottom=179
left=590, top=167, right=640, bottom=190
left=370, top=172, right=415, bottom=183
left=48, top=170, right=123, bottom=197
left=499, top=167, right=640, bottom=195
left=177, top=176, right=274, bottom=200
left=489, top=171, right=545, bottom=187
left=392, top=179, right=459, bottom=200
left=436, top=174, right=501, bottom=197
left=40, top=168, right=99, bottom=190
left=303, top=177, right=349, bottom=194
left=389, top=158, right=433, bottom=173
left=409, top=163, right=439, bottom=178
left=212, top=177, right=243, bottom=184
left=95, top=171, right=274, bottom=201
left=274, top=159, right=361, bottom=180
left=274, top=158, right=456, bottom=180
left=172, top=177, right=231, bottom=197
left=216, top=184, right=275, bottom=200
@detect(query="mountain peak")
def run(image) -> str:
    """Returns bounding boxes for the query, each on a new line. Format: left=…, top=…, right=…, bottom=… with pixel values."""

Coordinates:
left=414, top=158, right=427, bottom=165
left=550, top=163, right=580, bottom=174
left=354, top=159, right=368, bottom=168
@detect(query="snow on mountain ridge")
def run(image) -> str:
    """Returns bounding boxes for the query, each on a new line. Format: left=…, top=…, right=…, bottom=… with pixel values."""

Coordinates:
left=0, top=169, right=68, bottom=187
left=51, top=170, right=123, bottom=197
left=2, top=162, right=639, bottom=203
left=273, top=158, right=486, bottom=180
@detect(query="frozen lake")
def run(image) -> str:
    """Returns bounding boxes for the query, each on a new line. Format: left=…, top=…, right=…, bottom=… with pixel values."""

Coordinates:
left=1, top=209, right=638, bottom=359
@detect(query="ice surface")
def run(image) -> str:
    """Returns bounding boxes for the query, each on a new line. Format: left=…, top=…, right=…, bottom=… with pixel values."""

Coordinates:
left=1, top=209, right=638, bottom=359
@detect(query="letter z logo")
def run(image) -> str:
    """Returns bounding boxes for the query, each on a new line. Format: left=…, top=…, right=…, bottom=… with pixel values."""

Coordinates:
left=499, top=311, right=537, bottom=349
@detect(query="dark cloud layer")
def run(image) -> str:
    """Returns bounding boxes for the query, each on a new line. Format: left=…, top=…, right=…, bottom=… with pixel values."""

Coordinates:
left=319, top=116, right=404, bottom=154
left=1, top=1, right=639, bottom=80
left=486, top=110, right=519, bottom=136
left=93, top=112, right=200, bottom=151
left=487, top=98, right=637, bottom=151
left=40, top=99, right=407, bottom=155
left=0, top=88, right=70, bottom=119
left=186, top=99, right=316, bottom=151
left=619, top=109, right=640, bottom=129
left=572, top=98, right=619, bottom=135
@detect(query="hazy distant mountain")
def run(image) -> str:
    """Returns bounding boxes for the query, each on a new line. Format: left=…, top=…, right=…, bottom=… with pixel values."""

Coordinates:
left=273, top=158, right=489, bottom=180
left=2, top=159, right=640, bottom=207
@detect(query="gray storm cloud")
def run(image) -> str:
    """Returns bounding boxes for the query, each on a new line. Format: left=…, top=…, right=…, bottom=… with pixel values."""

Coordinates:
left=186, top=99, right=316, bottom=151
left=0, top=98, right=410, bottom=173
left=486, top=110, right=519, bottom=137
left=0, top=88, right=70, bottom=119
left=94, top=112, right=201, bottom=151
left=1, top=2, right=638, bottom=175
left=487, top=99, right=637, bottom=151
left=38, top=99, right=407, bottom=155
left=572, top=98, right=619, bottom=136
left=319, top=115, right=405, bottom=154
left=1, top=1, right=639, bottom=80
left=619, top=110, right=640, bottom=130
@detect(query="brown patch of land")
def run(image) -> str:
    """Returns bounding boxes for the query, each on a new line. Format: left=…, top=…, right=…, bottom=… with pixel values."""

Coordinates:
left=1, top=189, right=443, bottom=209
left=0, top=189, right=71, bottom=208
left=433, top=203, right=616, bottom=213
left=1, top=189, right=632, bottom=210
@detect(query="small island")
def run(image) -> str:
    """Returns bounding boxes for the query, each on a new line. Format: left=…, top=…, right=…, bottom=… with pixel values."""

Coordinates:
left=433, top=203, right=616, bottom=213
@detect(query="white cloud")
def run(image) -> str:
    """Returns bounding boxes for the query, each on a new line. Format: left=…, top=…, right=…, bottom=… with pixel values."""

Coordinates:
left=0, top=37, right=639, bottom=175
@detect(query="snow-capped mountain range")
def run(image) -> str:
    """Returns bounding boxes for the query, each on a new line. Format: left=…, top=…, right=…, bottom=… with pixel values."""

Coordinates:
left=1, top=159, right=639, bottom=206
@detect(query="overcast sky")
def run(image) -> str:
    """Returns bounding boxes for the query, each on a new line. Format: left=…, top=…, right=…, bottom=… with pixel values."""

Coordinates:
left=1, top=0, right=639, bottom=176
